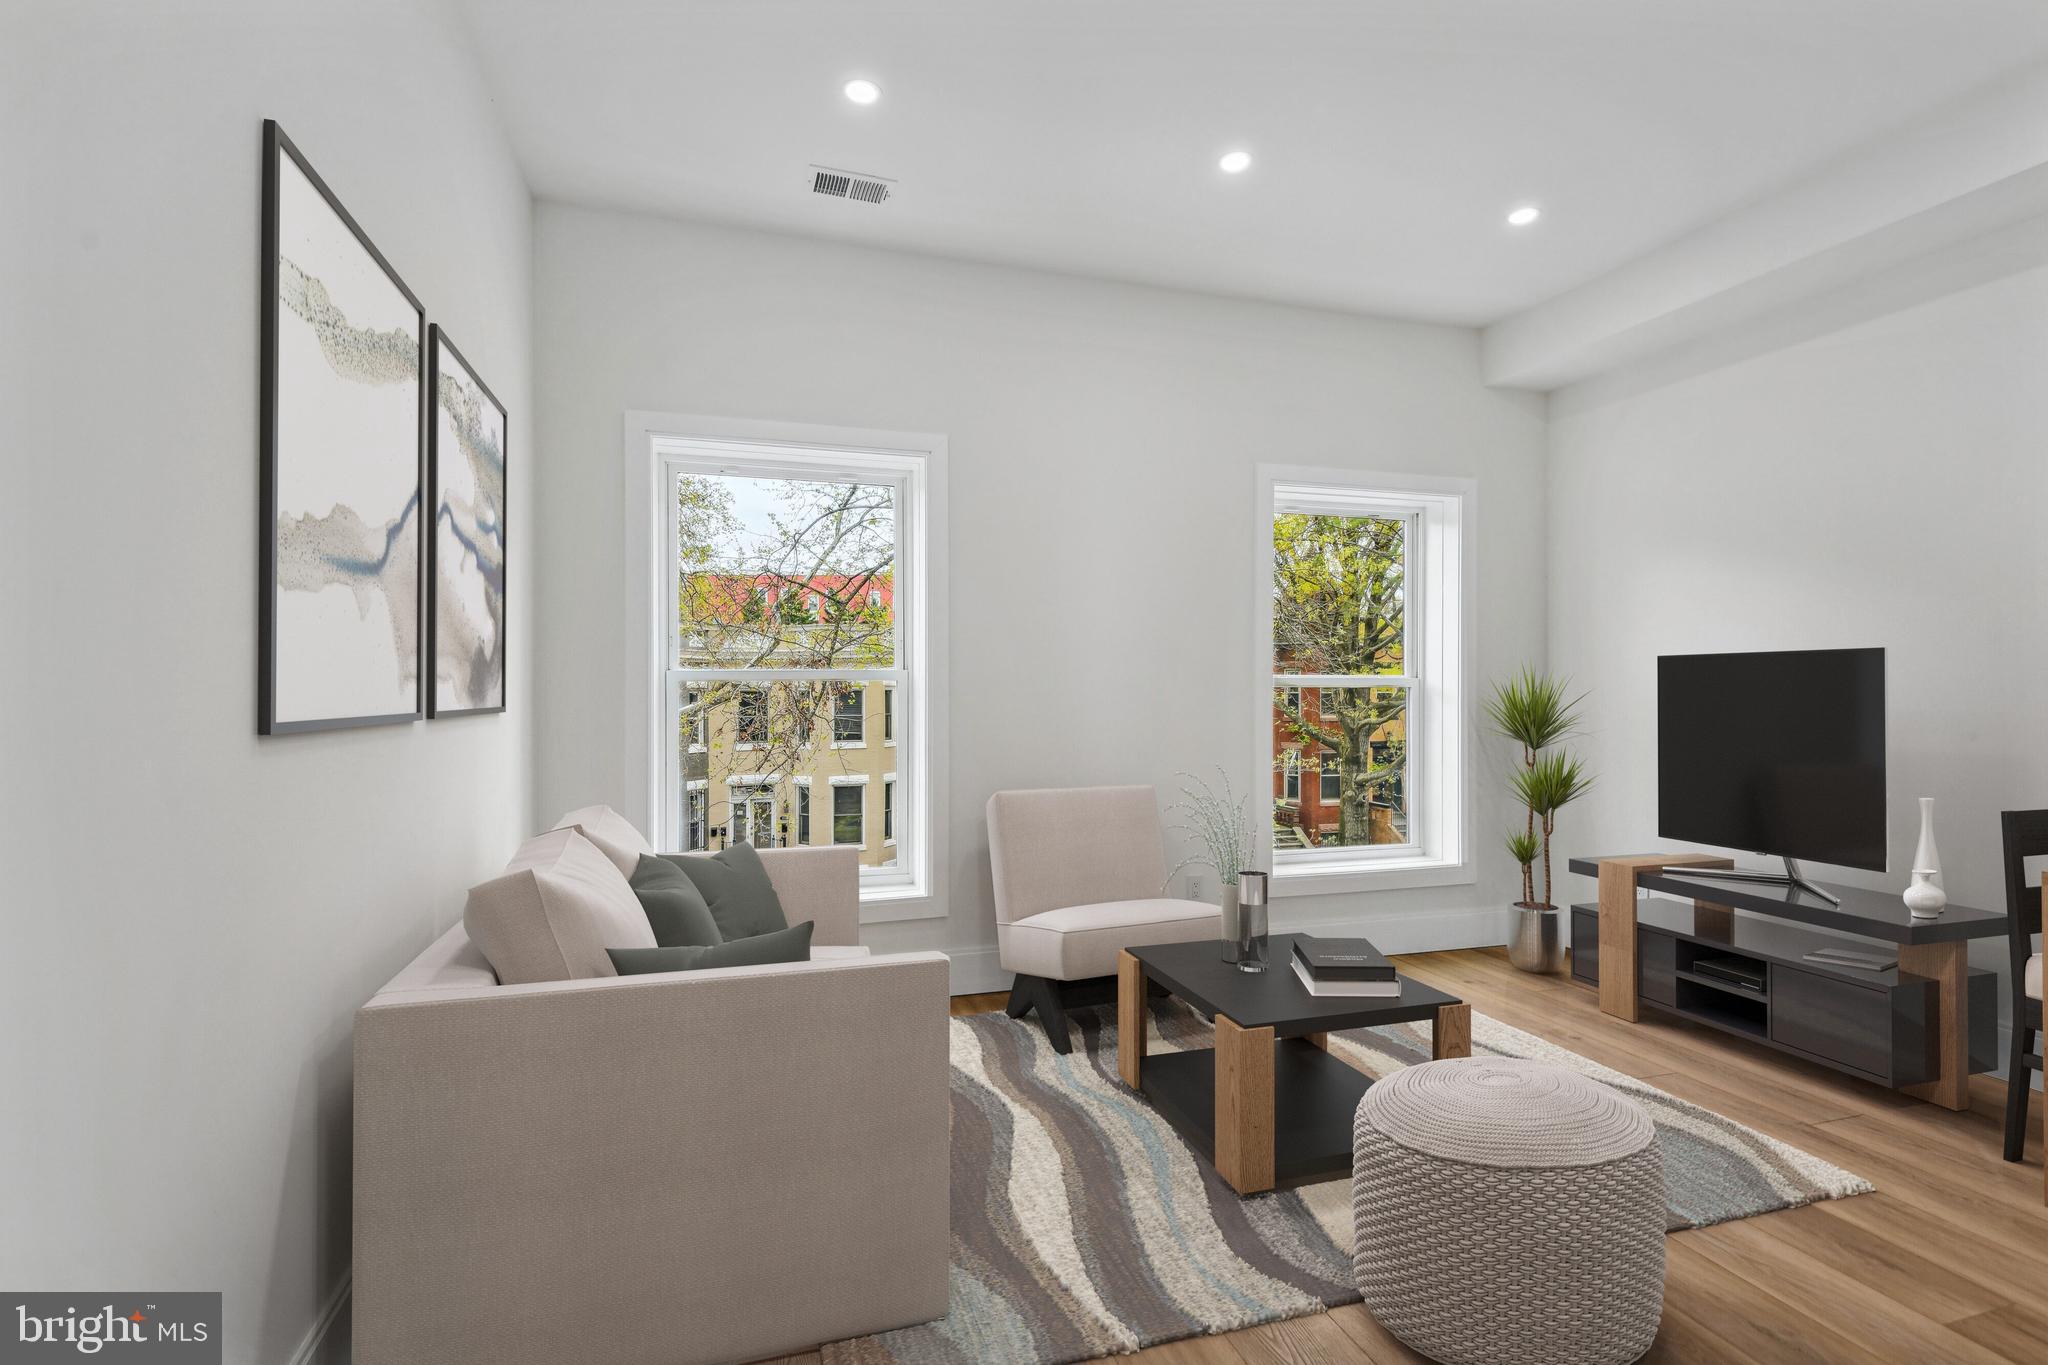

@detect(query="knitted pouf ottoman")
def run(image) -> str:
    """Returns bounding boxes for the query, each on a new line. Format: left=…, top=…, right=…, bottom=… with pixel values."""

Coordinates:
left=1352, top=1057, right=1665, bottom=1365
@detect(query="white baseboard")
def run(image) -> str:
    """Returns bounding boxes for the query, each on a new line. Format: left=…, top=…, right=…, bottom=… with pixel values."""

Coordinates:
left=289, top=1270, right=350, bottom=1365
left=940, top=905, right=1511, bottom=999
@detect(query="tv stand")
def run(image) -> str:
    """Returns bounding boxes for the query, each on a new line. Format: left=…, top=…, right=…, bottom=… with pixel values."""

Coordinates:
left=1674, top=856, right=1840, bottom=906
left=1568, top=854, right=2005, bottom=1110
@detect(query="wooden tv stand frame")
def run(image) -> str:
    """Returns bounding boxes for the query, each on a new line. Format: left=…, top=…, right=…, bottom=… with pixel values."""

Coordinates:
left=1574, top=854, right=2005, bottom=1112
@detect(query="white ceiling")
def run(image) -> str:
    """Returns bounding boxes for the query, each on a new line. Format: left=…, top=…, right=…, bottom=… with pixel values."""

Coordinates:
left=457, top=0, right=2048, bottom=326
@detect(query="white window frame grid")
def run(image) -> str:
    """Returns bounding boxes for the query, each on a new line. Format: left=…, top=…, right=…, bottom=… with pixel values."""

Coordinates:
left=1254, top=465, right=1474, bottom=897
left=624, top=413, right=948, bottom=921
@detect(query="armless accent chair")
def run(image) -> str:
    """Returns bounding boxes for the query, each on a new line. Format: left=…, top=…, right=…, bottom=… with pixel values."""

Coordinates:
left=1998, top=810, right=2045, bottom=1171
left=987, top=785, right=1222, bottom=1053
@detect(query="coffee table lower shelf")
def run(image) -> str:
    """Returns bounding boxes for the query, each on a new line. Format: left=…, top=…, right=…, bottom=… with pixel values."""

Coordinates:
left=1139, top=1040, right=1372, bottom=1190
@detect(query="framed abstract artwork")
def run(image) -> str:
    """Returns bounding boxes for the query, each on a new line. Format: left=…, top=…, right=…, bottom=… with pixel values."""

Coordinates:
left=258, top=119, right=425, bottom=735
left=425, top=326, right=507, bottom=717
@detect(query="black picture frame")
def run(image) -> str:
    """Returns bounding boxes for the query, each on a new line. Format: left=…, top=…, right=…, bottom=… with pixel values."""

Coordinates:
left=258, top=119, right=426, bottom=736
left=425, top=324, right=509, bottom=718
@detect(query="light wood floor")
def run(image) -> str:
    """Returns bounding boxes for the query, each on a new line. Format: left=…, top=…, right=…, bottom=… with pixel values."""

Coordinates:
left=774, top=948, right=2048, bottom=1365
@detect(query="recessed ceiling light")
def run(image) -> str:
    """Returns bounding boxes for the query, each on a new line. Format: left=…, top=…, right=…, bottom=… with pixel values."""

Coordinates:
left=844, top=79, right=881, bottom=105
left=1218, top=150, right=1252, bottom=174
left=1507, top=204, right=1541, bottom=227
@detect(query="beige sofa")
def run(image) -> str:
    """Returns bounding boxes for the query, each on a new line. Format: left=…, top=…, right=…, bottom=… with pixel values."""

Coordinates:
left=353, top=833, right=951, bottom=1365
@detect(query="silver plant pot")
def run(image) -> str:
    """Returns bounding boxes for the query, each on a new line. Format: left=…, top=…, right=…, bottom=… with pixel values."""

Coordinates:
left=1508, top=905, right=1566, bottom=974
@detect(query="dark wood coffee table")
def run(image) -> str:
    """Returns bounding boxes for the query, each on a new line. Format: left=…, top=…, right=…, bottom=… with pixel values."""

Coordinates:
left=1118, top=934, right=1469, bottom=1195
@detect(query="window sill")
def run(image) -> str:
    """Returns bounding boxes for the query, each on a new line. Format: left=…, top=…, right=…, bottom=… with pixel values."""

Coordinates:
left=1271, top=855, right=1474, bottom=897
left=859, top=881, right=944, bottom=923
left=831, top=740, right=868, bottom=750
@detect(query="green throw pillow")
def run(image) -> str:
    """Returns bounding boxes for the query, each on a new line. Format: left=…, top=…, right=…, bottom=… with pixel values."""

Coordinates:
left=629, top=854, right=724, bottom=948
left=607, top=921, right=813, bottom=975
left=659, top=842, right=790, bottom=942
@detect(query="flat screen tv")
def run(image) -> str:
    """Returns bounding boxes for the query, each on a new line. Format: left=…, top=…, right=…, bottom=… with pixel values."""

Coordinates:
left=1658, top=648, right=1886, bottom=873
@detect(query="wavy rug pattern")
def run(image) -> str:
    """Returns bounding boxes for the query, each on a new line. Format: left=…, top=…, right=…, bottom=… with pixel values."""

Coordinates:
left=822, top=1000, right=1872, bottom=1365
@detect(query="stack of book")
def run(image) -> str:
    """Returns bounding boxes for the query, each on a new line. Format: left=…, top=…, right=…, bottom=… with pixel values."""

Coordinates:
left=1290, top=936, right=1399, bottom=997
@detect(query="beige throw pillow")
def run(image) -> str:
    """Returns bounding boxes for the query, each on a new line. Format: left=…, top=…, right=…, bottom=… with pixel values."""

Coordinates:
left=551, top=803, right=656, bottom=879
left=464, top=829, right=657, bottom=984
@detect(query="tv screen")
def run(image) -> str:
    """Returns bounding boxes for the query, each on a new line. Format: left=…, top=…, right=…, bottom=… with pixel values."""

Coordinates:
left=1657, top=648, right=1886, bottom=872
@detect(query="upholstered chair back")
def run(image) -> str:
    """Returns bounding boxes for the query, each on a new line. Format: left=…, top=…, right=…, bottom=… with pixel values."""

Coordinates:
left=986, top=785, right=1169, bottom=925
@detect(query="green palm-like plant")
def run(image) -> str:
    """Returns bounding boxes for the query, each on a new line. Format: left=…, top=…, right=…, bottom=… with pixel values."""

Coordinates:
left=1486, top=669, right=1592, bottom=909
left=1481, top=667, right=1584, bottom=755
left=1504, top=830, right=1541, bottom=871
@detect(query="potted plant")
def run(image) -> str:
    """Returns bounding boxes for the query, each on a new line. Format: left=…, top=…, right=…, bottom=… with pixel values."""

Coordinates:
left=1485, top=669, right=1594, bottom=973
left=1165, top=769, right=1261, bottom=965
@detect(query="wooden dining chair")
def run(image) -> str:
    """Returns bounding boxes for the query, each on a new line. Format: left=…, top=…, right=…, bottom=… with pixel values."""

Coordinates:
left=1997, top=810, right=2045, bottom=1164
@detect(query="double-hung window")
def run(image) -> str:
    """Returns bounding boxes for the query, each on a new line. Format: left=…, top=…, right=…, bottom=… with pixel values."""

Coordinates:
left=1259, top=466, right=1471, bottom=892
left=633, top=416, right=945, bottom=914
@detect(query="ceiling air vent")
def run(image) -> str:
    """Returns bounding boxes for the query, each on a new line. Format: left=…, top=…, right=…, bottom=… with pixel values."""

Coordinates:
left=810, top=164, right=894, bottom=205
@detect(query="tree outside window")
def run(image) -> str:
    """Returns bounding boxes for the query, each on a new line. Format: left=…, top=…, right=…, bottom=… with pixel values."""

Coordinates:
left=1272, top=509, right=1411, bottom=851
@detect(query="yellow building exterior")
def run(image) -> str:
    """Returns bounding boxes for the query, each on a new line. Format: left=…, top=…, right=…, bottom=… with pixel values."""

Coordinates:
left=682, top=681, right=899, bottom=867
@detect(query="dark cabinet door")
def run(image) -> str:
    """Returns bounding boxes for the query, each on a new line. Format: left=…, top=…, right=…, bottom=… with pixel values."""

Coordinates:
left=1769, top=965, right=1895, bottom=1081
left=1638, top=931, right=1678, bottom=1008
left=1571, top=909, right=1599, bottom=985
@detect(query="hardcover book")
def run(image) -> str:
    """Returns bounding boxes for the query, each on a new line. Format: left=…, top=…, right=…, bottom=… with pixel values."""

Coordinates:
left=1289, top=955, right=1401, bottom=998
left=1292, top=936, right=1396, bottom=982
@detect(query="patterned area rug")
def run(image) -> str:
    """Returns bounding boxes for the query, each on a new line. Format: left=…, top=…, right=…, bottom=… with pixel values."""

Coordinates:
left=821, top=1000, right=1873, bottom=1365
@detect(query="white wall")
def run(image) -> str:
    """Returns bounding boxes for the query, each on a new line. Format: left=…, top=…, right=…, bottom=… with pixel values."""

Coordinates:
left=0, top=3, right=532, bottom=1361
left=1549, top=260, right=2048, bottom=1030
left=532, top=204, right=1549, bottom=987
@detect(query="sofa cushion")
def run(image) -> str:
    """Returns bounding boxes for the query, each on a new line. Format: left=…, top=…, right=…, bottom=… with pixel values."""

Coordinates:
left=607, top=921, right=813, bottom=975
left=998, top=898, right=1221, bottom=981
left=659, top=843, right=790, bottom=942
left=464, top=829, right=656, bottom=984
left=628, top=854, right=724, bottom=948
left=2027, top=952, right=2041, bottom=1002
left=551, top=804, right=655, bottom=879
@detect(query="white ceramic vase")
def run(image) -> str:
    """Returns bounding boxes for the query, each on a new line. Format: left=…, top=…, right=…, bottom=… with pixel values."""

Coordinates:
left=1911, top=796, right=1942, bottom=887
left=1903, top=869, right=1946, bottom=918
left=1905, top=797, right=1946, bottom=917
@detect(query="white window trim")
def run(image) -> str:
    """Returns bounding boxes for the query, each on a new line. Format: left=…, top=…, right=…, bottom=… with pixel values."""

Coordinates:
left=883, top=772, right=898, bottom=846
left=623, top=412, right=949, bottom=923
left=1253, top=464, right=1475, bottom=897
